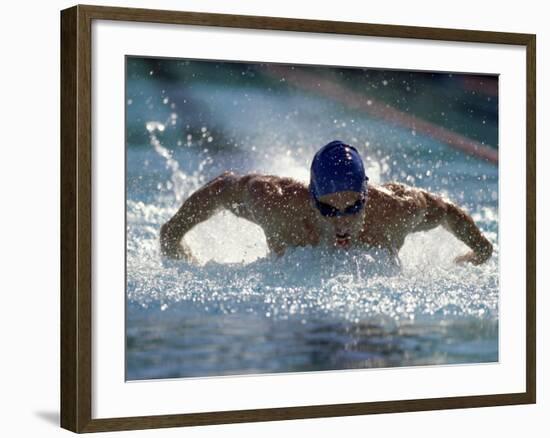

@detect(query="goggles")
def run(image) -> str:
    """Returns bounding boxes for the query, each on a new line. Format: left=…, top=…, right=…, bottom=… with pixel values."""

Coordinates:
left=313, top=193, right=366, bottom=217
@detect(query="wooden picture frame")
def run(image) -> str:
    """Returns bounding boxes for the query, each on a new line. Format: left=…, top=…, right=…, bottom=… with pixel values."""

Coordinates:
left=61, top=4, right=536, bottom=433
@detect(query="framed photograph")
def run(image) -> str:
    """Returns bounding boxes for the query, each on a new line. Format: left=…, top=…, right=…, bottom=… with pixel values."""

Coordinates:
left=60, top=4, right=536, bottom=433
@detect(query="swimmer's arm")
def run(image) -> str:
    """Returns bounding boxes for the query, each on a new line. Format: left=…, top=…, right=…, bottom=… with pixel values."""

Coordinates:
left=417, top=192, right=493, bottom=265
left=444, top=202, right=493, bottom=265
left=160, top=171, right=241, bottom=260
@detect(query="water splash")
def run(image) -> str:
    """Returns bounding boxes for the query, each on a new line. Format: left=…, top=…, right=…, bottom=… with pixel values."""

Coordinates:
left=127, top=120, right=499, bottom=325
left=127, top=197, right=498, bottom=324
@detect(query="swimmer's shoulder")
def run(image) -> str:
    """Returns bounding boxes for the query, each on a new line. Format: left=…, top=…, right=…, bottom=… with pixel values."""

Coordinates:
left=377, top=181, right=428, bottom=200
left=233, top=173, right=308, bottom=201
left=379, top=181, right=413, bottom=196
left=369, top=181, right=427, bottom=211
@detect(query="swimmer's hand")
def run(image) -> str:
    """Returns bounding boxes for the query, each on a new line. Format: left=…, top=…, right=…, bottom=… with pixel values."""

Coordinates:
left=454, top=247, right=492, bottom=266
left=160, top=238, right=198, bottom=264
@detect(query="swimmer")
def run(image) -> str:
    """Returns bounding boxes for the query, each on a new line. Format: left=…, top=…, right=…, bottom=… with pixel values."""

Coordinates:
left=160, top=140, right=493, bottom=265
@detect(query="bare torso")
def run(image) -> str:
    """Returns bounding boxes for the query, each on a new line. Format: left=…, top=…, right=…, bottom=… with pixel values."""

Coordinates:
left=225, top=174, right=437, bottom=254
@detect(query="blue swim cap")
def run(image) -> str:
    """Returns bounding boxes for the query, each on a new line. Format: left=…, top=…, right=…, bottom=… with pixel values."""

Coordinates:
left=310, top=140, right=368, bottom=199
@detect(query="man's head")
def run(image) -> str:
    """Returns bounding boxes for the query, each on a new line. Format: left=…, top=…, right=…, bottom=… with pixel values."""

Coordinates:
left=309, top=140, right=369, bottom=248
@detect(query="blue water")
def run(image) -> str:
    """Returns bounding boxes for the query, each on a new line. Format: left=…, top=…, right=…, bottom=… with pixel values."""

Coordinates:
left=126, top=83, right=499, bottom=380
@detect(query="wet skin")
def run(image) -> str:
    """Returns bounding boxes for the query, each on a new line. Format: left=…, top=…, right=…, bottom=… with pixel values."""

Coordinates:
left=160, top=171, right=493, bottom=265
